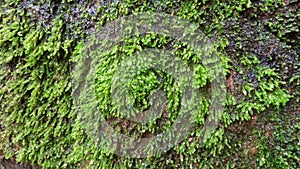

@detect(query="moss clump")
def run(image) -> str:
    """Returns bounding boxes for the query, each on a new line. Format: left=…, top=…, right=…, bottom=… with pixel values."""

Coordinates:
left=0, top=0, right=298, bottom=168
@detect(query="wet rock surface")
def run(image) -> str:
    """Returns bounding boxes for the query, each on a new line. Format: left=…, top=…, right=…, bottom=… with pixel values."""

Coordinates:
left=0, top=159, right=40, bottom=169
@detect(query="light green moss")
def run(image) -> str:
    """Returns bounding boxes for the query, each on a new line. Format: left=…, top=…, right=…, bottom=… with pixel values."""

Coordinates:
left=0, top=0, right=298, bottom=168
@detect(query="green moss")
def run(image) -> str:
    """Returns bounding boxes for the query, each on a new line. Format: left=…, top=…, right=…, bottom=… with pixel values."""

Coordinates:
left=254, top=109, right=300, bottom=168
left=0, top=0, right=298, bottom=168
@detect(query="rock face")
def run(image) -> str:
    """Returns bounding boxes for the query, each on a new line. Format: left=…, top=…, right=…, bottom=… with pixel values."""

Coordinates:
left=0, top=159, right=40, bottom=169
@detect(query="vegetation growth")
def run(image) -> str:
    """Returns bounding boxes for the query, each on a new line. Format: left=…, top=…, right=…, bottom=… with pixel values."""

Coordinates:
left=0, top=0, right=299, bottom=168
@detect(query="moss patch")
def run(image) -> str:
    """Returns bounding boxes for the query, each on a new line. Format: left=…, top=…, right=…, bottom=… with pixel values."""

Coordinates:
left=0, top=0, right=299, bottom=168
